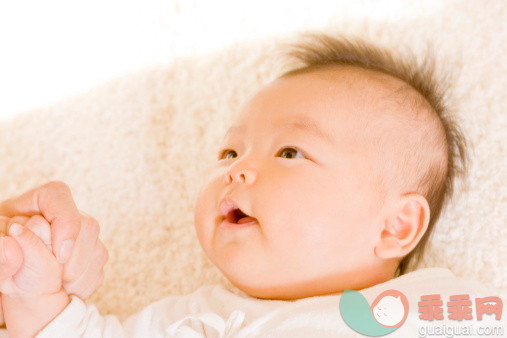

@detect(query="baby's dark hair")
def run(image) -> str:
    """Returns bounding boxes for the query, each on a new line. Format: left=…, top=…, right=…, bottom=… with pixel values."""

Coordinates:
left=276, top=33, right=471, bottom=276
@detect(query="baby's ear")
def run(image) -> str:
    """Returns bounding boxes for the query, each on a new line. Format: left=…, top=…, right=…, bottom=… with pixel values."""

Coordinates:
left=374, top=195, right=430, bottom=259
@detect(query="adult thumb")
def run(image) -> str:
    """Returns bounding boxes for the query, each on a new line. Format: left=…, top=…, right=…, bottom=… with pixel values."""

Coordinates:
left=0, top=236, right=23, bottom=282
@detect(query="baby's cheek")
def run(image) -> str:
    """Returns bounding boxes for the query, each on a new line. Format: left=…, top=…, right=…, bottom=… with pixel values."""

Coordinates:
left=194, top=177, right=220, bottom=240
left=194, top=186, right=210, bottom=230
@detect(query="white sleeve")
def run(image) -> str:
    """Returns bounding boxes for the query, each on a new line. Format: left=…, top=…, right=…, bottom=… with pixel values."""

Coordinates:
left=36, top=296, right=127, bottom=338
left=36, top=295, right=171, bottom=338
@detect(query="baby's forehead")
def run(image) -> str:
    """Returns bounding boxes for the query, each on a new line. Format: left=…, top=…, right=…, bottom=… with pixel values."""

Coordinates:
left=239, top=65, right=431, bottom=133
left=279, top=65, right=423, bottom=112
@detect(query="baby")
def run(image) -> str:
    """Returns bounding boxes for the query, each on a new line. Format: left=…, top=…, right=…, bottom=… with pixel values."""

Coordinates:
left=0, top=33, right=491, bottom=337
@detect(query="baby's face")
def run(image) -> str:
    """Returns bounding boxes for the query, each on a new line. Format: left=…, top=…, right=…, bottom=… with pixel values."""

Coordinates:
left=195, top=66, right=403, bottom=299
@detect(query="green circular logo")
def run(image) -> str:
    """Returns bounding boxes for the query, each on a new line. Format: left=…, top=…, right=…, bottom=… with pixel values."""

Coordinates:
left=339, top=289, right=409, bottom=336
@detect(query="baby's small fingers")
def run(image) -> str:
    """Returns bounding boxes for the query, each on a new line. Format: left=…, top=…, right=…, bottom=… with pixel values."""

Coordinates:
left=0, top=216, right=29, bottom=236
left=6, top=216, right=30, bottom=228
left=6, top=225, right=62, bottom=296
left=0, top=236, right=23, bottom=282
left=25, top=215, right=52, bottom=251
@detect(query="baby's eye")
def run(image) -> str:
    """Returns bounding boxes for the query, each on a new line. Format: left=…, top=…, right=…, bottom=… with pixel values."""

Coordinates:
left=277, top=147, right=306, bottom=159
left=218, top=149, right=237, bottom=160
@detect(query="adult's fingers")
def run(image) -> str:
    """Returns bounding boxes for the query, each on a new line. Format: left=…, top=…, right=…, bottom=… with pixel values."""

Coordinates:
left=64, top=241, right=108, bottom=299
left=63, top=213, right=100, bottom=283
left=68, top=268, right=105, bottom=301
left=83, top=268, right=105, bottom=300
left=0, top=181, right=81, bottom=263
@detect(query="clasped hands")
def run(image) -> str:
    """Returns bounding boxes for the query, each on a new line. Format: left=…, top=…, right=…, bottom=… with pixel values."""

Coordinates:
left=0, top=181, right=108, bottom=334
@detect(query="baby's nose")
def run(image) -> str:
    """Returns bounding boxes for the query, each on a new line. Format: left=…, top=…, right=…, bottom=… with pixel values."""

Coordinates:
left=224, top=162, right=257, bottom=185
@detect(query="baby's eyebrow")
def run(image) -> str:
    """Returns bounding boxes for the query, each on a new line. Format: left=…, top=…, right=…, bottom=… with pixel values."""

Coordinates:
left=224, top=118, right=334, bottom=144
left=224, top=125, right=244, bottom=138
left=275, top=120, right=334, bottom=144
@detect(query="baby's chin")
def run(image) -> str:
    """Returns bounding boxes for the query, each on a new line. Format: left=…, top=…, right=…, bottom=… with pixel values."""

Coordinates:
left=225, top=273, right=348, bottom=300
left=223, top=265, right=396, bottom=300
left=233, top=281, right=347, bottom=301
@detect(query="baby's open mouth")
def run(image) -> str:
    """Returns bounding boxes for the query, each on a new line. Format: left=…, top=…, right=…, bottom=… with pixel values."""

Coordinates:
left=226, top=207, right=257, bottom=224
left=220, top=198, right=257, bottom=225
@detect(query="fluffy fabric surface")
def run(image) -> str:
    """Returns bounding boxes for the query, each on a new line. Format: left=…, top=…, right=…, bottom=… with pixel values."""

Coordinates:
left=0, top=0, right=505, bottom=320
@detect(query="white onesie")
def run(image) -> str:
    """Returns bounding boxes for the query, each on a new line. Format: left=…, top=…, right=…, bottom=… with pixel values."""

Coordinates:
left=5, top=268, right=501, bottom=338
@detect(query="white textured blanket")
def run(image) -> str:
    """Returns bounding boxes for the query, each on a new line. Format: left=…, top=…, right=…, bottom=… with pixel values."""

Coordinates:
left=0, top=0, right=505, bottom=321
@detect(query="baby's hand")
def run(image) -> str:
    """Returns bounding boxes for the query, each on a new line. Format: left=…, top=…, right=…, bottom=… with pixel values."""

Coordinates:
left=0, top=215, right=60, bottom=298
left=0, top=215, right=55, bottom=329
left=0, top=215, right=66, bottom=336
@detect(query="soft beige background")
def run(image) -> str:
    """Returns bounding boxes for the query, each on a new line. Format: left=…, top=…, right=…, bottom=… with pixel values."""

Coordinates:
left=0, top=0, right=505, bottom=320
